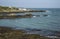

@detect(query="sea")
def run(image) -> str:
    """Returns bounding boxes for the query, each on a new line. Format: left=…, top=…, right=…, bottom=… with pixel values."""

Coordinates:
left=0, top=8, right=60, bottom=38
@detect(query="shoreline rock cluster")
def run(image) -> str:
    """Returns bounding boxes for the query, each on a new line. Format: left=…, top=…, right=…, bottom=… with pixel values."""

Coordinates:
left=0, top=26, right=51, bottom=39
left=0, top=14, right=40, bottom=19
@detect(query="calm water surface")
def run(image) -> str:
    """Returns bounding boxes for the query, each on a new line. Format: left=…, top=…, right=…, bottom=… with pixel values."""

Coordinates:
left=0, top=8, right=60, bottom=38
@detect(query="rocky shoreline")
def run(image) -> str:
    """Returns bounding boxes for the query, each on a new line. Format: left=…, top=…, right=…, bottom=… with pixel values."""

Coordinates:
left=0, top=26, right=52, bottom=39
left=0, top=10, right=46, bottom=14
left=0, top=13, right=49, bottom=19
left=0, top=14, right=41, bottom=19
left=0, top=6, right=46, bottom=14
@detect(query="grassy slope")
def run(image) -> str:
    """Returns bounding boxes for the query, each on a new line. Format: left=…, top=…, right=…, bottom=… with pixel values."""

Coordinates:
left=0, top=6, right=19, bottom=12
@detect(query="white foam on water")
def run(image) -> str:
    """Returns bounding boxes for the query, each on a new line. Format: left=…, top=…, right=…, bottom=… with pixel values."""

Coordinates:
left=33, top=16, right=36, bottom=18
left=45, top=36, right=60, bottom=39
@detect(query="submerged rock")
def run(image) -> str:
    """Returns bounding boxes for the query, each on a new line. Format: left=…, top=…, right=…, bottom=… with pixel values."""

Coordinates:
left=43, top=14, right=48, bottom=16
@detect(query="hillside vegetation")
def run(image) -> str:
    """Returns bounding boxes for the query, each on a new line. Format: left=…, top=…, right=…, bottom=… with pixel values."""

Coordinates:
left=0, top=6, right=19, bottom=12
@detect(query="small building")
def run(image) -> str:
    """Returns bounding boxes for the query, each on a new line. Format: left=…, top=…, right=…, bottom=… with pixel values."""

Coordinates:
left=19, top=8, right=27, bottom=11
left=22, top=8, right=27, bottom=11
left=19, top=8, right=22, bottom=10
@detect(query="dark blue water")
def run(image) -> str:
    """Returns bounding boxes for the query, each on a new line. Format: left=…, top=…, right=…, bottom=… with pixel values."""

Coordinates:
left=0, top=8, right=60, bottom=38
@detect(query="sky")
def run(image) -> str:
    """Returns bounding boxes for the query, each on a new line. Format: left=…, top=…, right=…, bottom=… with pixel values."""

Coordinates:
left=0, top=0, right=60, bottom=8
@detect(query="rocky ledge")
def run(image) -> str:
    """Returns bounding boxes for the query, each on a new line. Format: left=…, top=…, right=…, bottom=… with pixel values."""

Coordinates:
left=0, top=14, right=40, bottom=19
left=0, top=26, right=51, bottom=39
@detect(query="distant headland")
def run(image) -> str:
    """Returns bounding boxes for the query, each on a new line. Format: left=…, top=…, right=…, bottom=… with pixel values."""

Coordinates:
left=0, top=6, right=48, bottom=19
left=0, top=6, right=46, bottom=13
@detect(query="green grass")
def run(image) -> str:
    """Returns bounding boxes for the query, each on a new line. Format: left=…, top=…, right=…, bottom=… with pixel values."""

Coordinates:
left=0, top=6, right=19, bottom=12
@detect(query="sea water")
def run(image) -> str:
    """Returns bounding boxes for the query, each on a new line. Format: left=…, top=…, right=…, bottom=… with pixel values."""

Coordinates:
left=0, top=8, right=60, bottom=38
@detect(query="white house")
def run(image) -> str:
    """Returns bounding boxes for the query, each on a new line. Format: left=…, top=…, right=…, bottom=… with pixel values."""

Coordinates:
left=19, top=8, right=22, bottom=10
left=22, top=8, right=27, bottom=11
left=19, top=8, right=27, bottom=11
